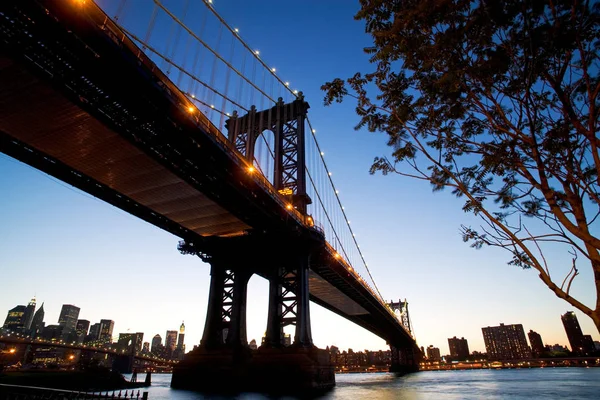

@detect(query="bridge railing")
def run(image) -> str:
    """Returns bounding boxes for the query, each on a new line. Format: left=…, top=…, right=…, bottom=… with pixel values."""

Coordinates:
left=0, top=384, right=148, bottom=400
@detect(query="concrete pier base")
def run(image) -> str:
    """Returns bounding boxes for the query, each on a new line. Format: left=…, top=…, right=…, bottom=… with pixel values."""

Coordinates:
left=171, top=346, right=335, bottom=394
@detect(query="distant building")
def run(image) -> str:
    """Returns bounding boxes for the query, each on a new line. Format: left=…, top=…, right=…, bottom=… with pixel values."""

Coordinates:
left=87, top=323, right=102, bottom=341
left=22, top=298, right=36, bottom=330
left=142, top=341, right=150, bottom=354
left=561, top=311, right=594, bottom=356
left=593, top=341, right=600, bottom=351
left=40, top=324, right=64, bottom=341
left=426, top=345, right=441, bottom=361
left=447, top=336, right=470, bottom=360
left=482, top=323, right=531, bottom=360
left=249, top=339, right=257, bottom=350
left=151, top=334, right=162, bottom=354
left=547, top=343, right=569, bottom=353
left=58, top=305, right=80, bottom=333
left=3, top=305, right=26, bottom=331
left=30, top=302, right=45, bottom=337
left=527, top=330, right=545, bottom=357
left=76, top=320, right=90, bottom=338
left=177, top=322, right=185, bottom=350
left=165, top=330, right=177, bottom=357
left=99, top=319, right=114, bottom=342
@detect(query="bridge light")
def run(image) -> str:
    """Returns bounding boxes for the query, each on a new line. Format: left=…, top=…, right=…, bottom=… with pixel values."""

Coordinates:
left=234, top=28, right=239, bottom=33
left=286, top=204, right=293, bottom=210
left=247, top=166, right=255, bottom=173
left=210, top=104, right=215, bottom=109
left=335, top=190, right=339, bottom=194
left=312, top=129, right=316, bottom=133
left=255, top=50, right=260, bottom=55
left=187, top=106, right=195, bottom=113
left=328, top=172, right=332, bottom=176
left=9, top=348, right=15, bottom=354
left=334, top=253, right=340, bottom=259
left=293, top=90, right=299, bottom=94
left=285, top=82, right=290, bottom=86
left=271, top=67, right=276, bottom=72
left=191, top=94, right=195, bottom=99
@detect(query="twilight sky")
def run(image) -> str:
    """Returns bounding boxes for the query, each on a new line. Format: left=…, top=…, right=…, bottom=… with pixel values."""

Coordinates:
left=1, top=0, right=598, bottom=355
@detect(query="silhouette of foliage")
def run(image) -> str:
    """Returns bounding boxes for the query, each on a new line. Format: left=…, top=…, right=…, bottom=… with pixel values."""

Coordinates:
left=323, top=0, right=600, bottom=331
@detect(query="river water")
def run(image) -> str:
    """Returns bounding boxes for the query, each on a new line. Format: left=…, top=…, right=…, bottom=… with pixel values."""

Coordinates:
left=125, top=368, right=600, bottom=399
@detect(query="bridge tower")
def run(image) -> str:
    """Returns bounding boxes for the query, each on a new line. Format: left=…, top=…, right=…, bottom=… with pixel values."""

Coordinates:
left=387, top=299, right=421, bottom=374
left=172, top=98, right=333, bottom=392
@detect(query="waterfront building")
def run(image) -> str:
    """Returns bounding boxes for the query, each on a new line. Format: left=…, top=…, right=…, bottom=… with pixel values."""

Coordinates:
left=30, top=302, right=45, bottom=337
left=448, top=336, right=470, bottom=360
left=142, top=342, right=150, bottom=354
left=58, top=304, right=80, bottom=333
left=151, top=334, right=162, bottom=353
left=561, top=311, right=595, bottom=356
left=528, top=330, right=545, bottom=357
left=426, top=345, right=441, bottom=361
left=482, top=323, right=531, bottom=360
left=2, top=305, right=26, bottom=331
left=22, top=298, right=36, bottom=330
left=99, top=319, right=114, bottom=342
left=165, top=330, right=177, bottom=357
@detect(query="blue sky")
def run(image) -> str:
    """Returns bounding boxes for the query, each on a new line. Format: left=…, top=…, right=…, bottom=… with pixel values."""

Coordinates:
left=1, top=0, right=598, bottom=355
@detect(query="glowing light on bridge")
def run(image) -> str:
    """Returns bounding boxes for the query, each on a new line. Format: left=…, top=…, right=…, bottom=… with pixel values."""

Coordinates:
left=187, top=106, right=195, bottom=113
left=271, top=67, right=276, bottom=72
left=247, top=166, right=255, bottom=173
left=286, top=204, right=293, bottom=210
left=255, top=50, right=260, bottom=55
left=312, top=129, right=316, bottom=133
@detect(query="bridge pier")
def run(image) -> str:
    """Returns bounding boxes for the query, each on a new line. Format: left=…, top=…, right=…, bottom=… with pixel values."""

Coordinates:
left=172, top=236, right=334, bottom=394
left=389, top=344, right=420, bottom=375
left=200, top=261, right=251, bottom=349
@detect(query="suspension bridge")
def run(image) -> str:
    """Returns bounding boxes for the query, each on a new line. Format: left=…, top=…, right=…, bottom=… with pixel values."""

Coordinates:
left=0, top=0, right=421, bottom=392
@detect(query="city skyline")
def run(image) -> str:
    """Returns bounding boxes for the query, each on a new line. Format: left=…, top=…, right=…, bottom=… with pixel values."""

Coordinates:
left=2, top=294, right=595, bottom=357
left=1, top=0, right=599, bottom=356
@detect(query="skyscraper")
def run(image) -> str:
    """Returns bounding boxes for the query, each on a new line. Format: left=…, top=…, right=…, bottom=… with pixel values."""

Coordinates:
left=3, top=305, right=26, bottom=331
left=30, top=302, right=45, bottom=337
left=165, top=330, right=177, bottom=357
left=177, top=322, right=185, bottom=351
left=151, top=334, right=162, bottom=354
left=76, top=320, right=90, bottom=337
left=561, top=311, right=594, bottom=355
left=99, top=319, right=114, bottom=342
left=447, top=336, right=470, bottom=360
left=88, top=323, right=102, bottom=341
left=58, top=305, right=80, bottom=333
left=22, top=298, right=36, bottom=330
left=482, top=323, right=531, bottom=360
left=527, top=330, right=545, bottom=357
